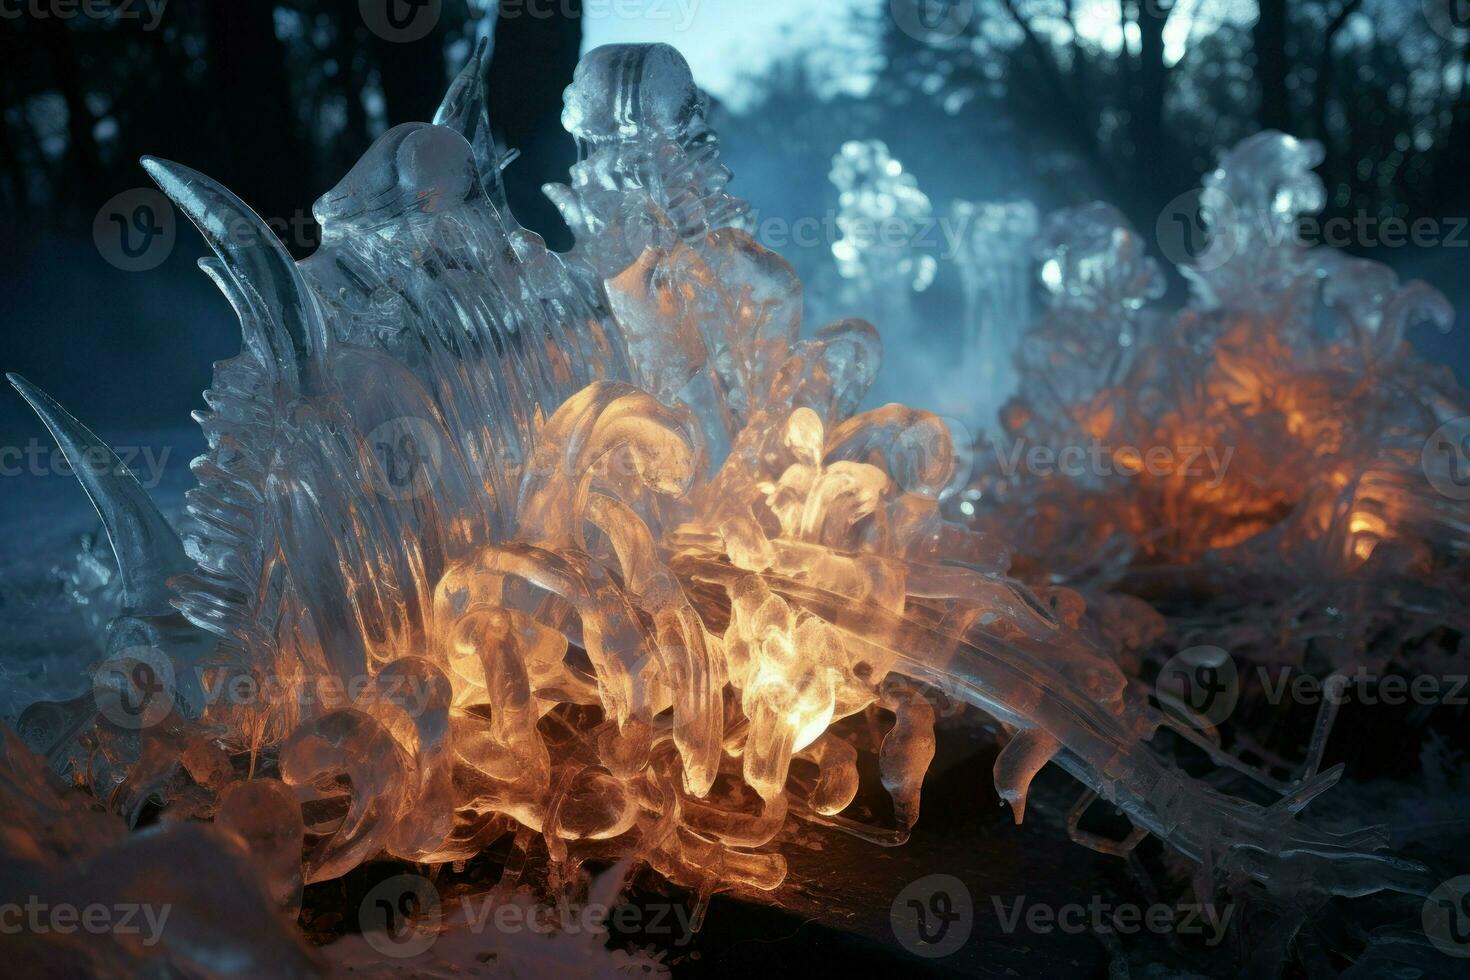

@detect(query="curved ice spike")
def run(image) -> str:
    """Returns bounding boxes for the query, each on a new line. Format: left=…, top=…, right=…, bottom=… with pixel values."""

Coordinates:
left=140, top=156, right=327, bottom=387
left=7, top=373, right=189, bottom=615
left=433, top=37, right=509, bottom=211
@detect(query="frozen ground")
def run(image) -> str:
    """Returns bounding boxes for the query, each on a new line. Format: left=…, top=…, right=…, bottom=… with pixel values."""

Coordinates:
left=0, top=426, right=199, bottom=723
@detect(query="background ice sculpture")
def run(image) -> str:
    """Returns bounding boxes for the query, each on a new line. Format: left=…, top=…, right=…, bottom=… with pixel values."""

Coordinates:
left=945, top=199, right=1039, bottom=428
left=2, top=42, right=1465, bottom=976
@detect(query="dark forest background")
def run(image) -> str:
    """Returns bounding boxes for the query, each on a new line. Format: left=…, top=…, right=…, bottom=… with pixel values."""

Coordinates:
left=0, top=0, right=1467, bottom=450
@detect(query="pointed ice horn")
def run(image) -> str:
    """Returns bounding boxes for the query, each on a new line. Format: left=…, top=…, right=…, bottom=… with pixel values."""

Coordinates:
left=140, top=157, right=326, bottom=383
left=433, top=37, right=509, bottom=209
left=7, top=374, right=189, bottom=614
left=434, top=36, right=489, bottom=129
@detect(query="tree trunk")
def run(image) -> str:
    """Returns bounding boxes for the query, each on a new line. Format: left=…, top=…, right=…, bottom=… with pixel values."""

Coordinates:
left=1254, top=0, right=1291, bottom=132
left=207, top=0, right=308, bottom=235
left=486, top=0, right=584, bottom=249
left=37, top=16, right=103, bottom=210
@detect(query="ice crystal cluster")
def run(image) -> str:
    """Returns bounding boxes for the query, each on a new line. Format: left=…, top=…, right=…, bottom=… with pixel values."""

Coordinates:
left=4, top=44, right=1464, bottom=972
left=974, top=136, right=1468, bottom=680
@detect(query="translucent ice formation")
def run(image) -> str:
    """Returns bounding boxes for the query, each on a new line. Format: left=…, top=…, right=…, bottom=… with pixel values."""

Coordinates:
left=2, top=47, right=1448, bottom=971
left=976, top=134, right=1468, bottom=675
left=948, top=199, right=1039, bottom=426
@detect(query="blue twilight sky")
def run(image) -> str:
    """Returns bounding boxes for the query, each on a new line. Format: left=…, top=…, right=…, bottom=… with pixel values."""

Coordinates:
left=580, top=0, right=873, bottom=105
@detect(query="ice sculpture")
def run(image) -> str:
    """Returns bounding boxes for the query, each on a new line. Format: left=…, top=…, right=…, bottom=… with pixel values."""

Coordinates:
left=2, top=45, right=1453, bottom=971
left=978, top=135, right=1467, bottom=677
